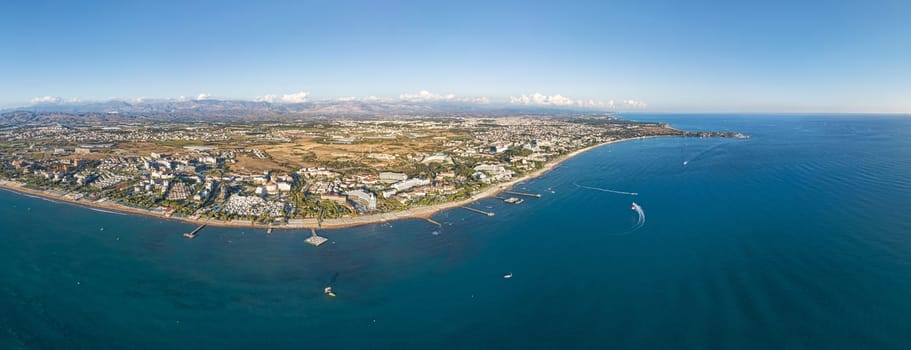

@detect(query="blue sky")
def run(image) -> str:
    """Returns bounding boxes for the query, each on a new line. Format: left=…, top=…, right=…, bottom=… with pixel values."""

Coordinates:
left=1, top=0, right=909, bottom=112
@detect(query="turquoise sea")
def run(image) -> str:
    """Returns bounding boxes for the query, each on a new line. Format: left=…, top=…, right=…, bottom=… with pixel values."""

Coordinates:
left=2, top=115, right=910, bottom=349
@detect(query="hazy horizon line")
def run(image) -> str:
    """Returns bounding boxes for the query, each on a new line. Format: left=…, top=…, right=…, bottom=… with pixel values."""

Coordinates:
left=3, top=94, right=907, bottom=115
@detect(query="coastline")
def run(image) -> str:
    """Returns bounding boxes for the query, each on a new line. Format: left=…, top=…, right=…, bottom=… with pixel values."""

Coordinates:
left=0, top=136, right=657, bottom=231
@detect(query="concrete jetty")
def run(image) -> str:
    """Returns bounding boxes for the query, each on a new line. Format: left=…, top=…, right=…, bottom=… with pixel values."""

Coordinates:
left=503, top=191, right=542, bottom=198
left=183, top=224, right=206, bottom=239
left=461, top=206, right=495, bottom=217
left=306, top=228, right=328, bottom=246
left=495, top=195, right=523, bottom=204
left=426, top=218, right=442, bottom=226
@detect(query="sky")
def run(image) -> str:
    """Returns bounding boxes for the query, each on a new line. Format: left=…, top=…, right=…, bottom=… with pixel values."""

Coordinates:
left=1, top=0, right=909, bottom=113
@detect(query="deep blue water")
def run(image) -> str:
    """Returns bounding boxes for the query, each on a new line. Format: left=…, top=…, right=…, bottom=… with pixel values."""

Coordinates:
left=2, top=115, right=910, bottom=349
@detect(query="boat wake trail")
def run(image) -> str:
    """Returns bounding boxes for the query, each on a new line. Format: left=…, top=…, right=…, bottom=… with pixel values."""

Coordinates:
left=574, top=183, right=645, bottom=234
left=574, top=182, right=638, bottom=196
left=605, top=202, right=647, bottom=235
left=684, top=142, right=729, bottom=166
left=628, top=203, right=646, bottom=232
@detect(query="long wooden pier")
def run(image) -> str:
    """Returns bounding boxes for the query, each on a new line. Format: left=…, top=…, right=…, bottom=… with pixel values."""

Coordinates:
left=461, top=206, right=495, bottom=217
left=183, top=224, right=206, bottom=239
left=503, top=191, right=541, bottom=198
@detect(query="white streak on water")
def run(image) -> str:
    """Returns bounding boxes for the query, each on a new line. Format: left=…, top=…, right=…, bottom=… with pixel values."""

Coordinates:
left=685, top=141, right=729, bottom=165
left=574, top=182, right=646, bottom=234
left=87, top=207, right=126, bottom=216
left=574, top=182, right=638, bottom=196
left=629, top=203, right=646, bottom=232
left=9, top=191, right=64, bottom=204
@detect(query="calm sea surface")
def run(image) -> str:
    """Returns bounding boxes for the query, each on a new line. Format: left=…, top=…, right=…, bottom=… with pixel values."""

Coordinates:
left=2, top=115, right=910, bottom=349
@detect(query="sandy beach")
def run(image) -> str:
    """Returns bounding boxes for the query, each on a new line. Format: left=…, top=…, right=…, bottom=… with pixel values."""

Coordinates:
left=0, top=136, right=654, bottom=231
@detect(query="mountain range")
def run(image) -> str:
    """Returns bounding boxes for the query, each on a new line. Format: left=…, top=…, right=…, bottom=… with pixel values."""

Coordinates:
left=0, top=98, right=613, bottom=124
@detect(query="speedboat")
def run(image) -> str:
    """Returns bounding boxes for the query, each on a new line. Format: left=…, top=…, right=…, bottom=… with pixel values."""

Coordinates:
left=503, top=273, right=513, bottom=279
left=324, top=286, right=336, bottom=297
left=631, top=202, right=640, bottom=211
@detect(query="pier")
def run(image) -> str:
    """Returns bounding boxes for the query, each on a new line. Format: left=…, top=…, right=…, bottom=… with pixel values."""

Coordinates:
left=426, top=218, right=442, bottom=226
left=461, top=206, right=495, bottom=217
left=306, top=228, right=328, bottom=246
left=503, top=191, right=542, bottom=198
left=183, top=224, right=206, bottom=239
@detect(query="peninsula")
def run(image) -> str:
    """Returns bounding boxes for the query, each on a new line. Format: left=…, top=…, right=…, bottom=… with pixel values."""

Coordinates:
left=0, top=109, right=745, bottom=229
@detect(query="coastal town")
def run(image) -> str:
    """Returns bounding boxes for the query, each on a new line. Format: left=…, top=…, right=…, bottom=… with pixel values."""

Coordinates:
left=0, top=113, right=745, bottom=228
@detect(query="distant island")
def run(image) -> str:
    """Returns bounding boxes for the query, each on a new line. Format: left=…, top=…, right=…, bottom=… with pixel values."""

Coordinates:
left=0, top=107, right=746, bottom=229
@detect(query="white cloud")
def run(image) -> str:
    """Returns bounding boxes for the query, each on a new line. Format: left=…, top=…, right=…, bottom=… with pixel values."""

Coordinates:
left=195, top=93, right=212, bottom=101
left=620, top=99, right=648, bottom=109
left=399, top=90, right=489, bottom=104
left=280, top=91, right=310, bottom=103
left=400, top=90, right=456, bottom=102
left=363, top=95, right=397, bottom=102
left=336, top=96, right=358, bottom=102
left=254, top=95, right=276, bottom=102
left=509, top=93, right=647, bottom=109
left=31, top=96, right=63, bottom=104
left=30, top=96, right=81, bottom=104
left=509, top=93, right=576, bottom=106
left=254, top=91, right=310, bottom=103
left=462, top=96, right=491, bottom=104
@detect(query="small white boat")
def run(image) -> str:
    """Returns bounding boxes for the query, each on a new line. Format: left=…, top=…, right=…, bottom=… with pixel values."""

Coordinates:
left=503, top=273, right=513, bottom=279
